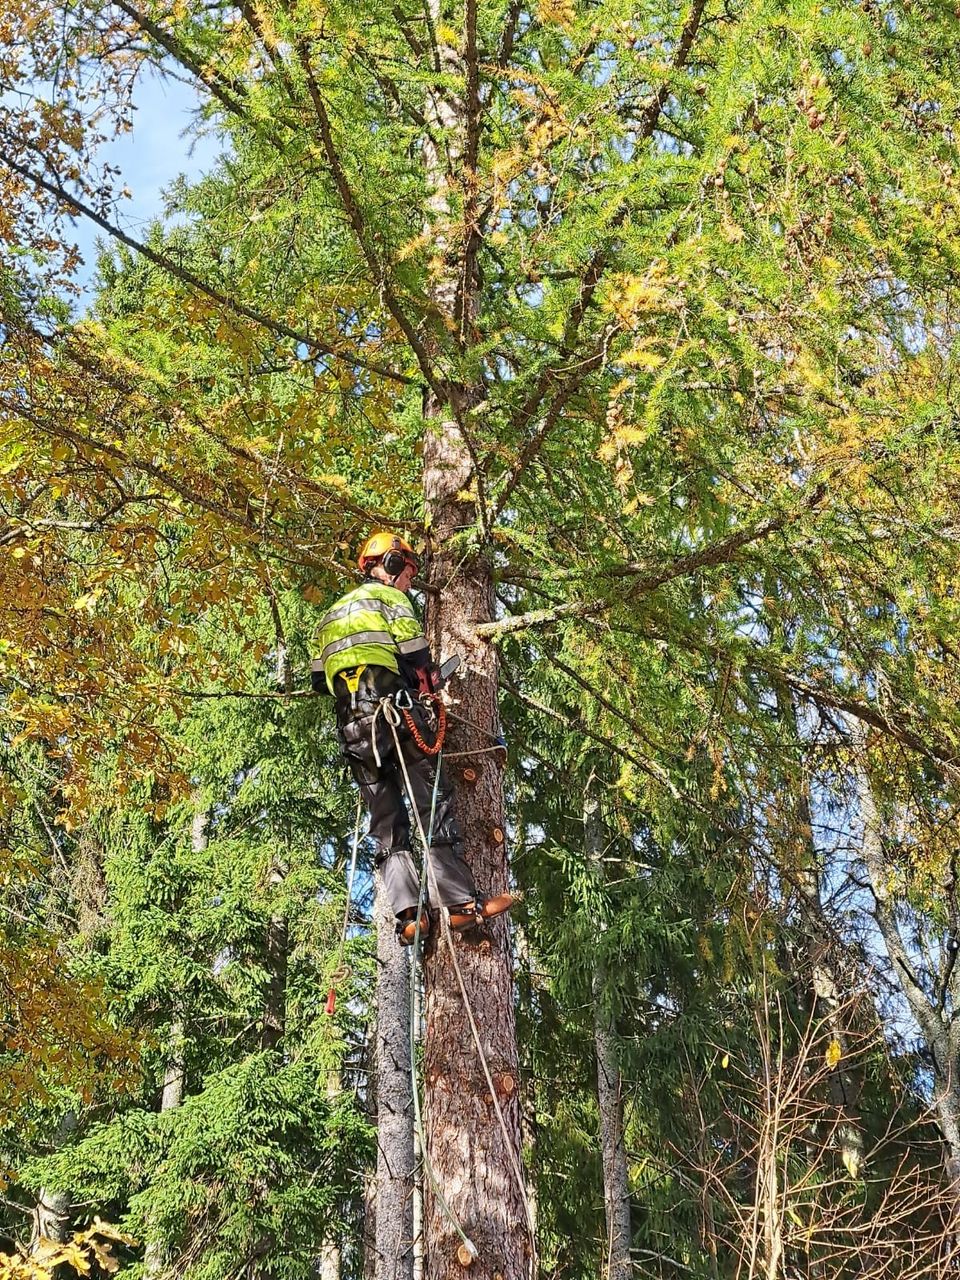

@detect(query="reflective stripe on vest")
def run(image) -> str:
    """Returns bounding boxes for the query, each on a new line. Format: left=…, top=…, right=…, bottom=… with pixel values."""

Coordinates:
left=397, top=636, right=430, bottom=655
left=320, top=630, right=394, bottom=664
left=321, top=595, right=415, bottom=627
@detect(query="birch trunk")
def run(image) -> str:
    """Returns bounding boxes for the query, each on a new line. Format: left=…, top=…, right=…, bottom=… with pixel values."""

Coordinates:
left=319, top=1070, right=343, bottom=1280
left=30, top=1110, right=77, bottom=1252
left=585, top=799, right=632, bottom=1280
left=373, top=872, right=415, bottom=1280
left=853, top=742, right=960, bottom=1189
left=419, top=0, right=528, bottom=1274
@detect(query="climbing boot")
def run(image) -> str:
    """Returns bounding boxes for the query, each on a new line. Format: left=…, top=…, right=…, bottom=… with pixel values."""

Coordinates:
left=448, top=893, right=515, bottom=932
left=397, top=910, right=430, bottom=946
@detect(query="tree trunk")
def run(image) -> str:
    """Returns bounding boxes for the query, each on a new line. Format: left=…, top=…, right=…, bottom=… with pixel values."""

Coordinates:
left=416, top=0, right=527, bottom=1272
left=319, top=1069, right=344, bottom=1280
left=775, top=686, right=863, bottom=1176
left=260, top=884, right=288, bottom=1051
left=30, top=1110, right=77, bottom=1251
left=422, top=426, right=527, bottom=1279
left=853, top=742, right=960, bottom=1188
left=412, top=971, right=424, bottom=1280
left=363, top=1172, right=378, bottom=1280
left=585, top=799, right=632, bottom=1280
left=373, top=872, right=415, bottom=1280
left=261, top=641, right=291, bottom=1053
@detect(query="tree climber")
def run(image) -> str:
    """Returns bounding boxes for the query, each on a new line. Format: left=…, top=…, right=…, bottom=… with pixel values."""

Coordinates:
left=313, top=531, right=514, bottom=946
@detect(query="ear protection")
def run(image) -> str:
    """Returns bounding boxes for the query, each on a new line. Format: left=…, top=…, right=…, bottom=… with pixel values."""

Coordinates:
left=381, top=539, right=412, bottom=578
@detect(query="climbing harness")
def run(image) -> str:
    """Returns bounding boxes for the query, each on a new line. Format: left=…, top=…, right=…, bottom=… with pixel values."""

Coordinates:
left=383, top=699, right=539, bottom=1275
left=325, top=793, right=364, bottom=1017
left=370, top=687, right=447, bottom=767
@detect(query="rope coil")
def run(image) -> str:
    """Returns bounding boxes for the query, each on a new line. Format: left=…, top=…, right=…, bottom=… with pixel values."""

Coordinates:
left=401, top=692, right=446, bottom=756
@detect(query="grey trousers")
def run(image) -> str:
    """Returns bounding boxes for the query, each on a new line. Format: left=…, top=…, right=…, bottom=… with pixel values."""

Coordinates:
left=334, top=668, right=477, bottom=917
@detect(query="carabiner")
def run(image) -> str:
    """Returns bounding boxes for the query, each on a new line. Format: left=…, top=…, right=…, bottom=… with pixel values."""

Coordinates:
left=394, top=687, right=413, bottom=711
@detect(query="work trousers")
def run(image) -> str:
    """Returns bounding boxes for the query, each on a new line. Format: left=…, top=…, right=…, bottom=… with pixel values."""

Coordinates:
left=334, top=666, right=476, bottom=917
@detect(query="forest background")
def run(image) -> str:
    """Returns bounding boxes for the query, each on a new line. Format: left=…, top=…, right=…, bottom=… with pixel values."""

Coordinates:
left=2, top=0, right=960, bottom=1276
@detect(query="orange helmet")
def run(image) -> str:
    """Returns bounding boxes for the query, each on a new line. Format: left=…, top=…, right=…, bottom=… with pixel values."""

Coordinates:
left=358, top=531, right=418, bottom=576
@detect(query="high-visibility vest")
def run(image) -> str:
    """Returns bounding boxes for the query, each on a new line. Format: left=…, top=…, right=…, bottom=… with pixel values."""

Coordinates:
left=313, top=581, right=430, bottom=693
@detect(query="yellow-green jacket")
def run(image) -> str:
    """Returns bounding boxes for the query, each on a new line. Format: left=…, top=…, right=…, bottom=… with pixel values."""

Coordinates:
left=313, top=581, right=430, bottom=693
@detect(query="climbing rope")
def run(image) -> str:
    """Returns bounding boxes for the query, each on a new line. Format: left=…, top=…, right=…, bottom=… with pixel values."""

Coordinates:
left=381, top=697, right=538, bottom=1275
left=374, top=697, right=478, bottom=1262
left=325, top=794, right=364, bottom=1017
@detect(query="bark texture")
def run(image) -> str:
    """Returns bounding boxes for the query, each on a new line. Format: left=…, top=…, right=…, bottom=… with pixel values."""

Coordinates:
left=145, top=808, right=207, bottom=1277
left=421, top=429, right=526, bottom=1278
left=586, top=801, right=633, bottom=1280
left=776, top=687, right=863, bottom=1175
left=854, top=740, right=960, bottom=1182
left=30, top=1110, right=77, bottom=1252
left=319, top=1070, right=344, bottom=1280
left=417, top=1, right=527, bottom=1273
left=373, top=873, right=415, bottom=1280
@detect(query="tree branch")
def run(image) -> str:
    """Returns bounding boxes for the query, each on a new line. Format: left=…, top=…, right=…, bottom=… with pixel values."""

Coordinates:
left=112, top=0, right=276, bottom=138
left=477, top=493, right=821, bottom=638
left=0, top=147, right=412, bottom=387
left=293, top=42, right=449, bottom=406
left=493, top=0, right=709, bottom=503
left=10, top=404, right=349, bottom=575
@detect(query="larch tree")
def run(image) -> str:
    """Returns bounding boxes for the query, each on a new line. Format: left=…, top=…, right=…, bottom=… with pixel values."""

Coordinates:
left=6, top=0, right=960, bottom=1276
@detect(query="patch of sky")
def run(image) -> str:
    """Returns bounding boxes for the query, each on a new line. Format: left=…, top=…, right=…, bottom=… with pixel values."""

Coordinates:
left=69, top=68, right=222, bottom=310
left=514, top=282, right=543, bottom=307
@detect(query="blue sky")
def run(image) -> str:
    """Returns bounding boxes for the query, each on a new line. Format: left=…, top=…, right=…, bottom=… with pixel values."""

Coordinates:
left=70, top=69, right=222, bottom=306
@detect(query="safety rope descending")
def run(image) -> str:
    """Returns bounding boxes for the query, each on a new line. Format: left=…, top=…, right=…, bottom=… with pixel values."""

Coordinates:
left=381, top=697, right=538, bottom=1277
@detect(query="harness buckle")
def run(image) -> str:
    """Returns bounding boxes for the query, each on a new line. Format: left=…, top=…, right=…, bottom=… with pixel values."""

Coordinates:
left=340, top=665, right=366, bottom=711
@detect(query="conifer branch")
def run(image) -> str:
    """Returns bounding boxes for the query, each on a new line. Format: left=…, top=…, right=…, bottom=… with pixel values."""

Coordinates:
left=478, top=495, right=820, bottom=638
left=497, top=0, right=525, bottom=67
left=0, top=147, right=412, bottom=387
left=492, top=0, right=710, bottom=512
left=112, top=0, right=270, bottom=136
left=293, top=43, right=450, bottom=407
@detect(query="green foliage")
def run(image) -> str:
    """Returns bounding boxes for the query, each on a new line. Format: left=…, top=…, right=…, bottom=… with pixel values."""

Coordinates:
left=3, top=0, right=960, bottom=1272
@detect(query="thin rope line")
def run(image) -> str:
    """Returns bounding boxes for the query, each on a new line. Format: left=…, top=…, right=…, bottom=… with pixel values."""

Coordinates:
left=378, top=696, right=478, bottom=1254
left=383, top=699, right=538, bottom=1276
